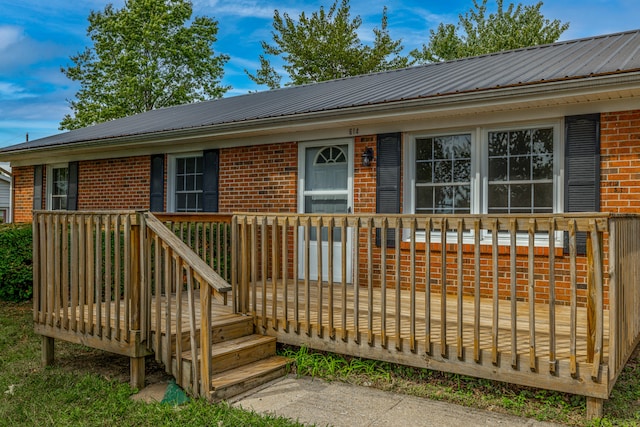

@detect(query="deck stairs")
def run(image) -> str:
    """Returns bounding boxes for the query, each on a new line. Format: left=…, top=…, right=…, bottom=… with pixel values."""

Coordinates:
left=153, top=311, right=291, bottom=401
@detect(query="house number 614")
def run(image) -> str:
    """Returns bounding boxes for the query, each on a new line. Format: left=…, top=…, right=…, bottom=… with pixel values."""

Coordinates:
left=349, top=127, right=359, bottom=135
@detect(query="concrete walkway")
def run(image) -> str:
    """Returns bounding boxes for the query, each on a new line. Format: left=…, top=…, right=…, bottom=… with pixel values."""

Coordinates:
left=230, top=375, right=562, bottom=427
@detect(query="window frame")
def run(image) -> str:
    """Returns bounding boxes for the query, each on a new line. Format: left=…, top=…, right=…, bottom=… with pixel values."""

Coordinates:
left=404, top=121, right=564, bottom=247
left=46, top=163, right=69, bottom=211
left=167, top=152, right=204, bottom=213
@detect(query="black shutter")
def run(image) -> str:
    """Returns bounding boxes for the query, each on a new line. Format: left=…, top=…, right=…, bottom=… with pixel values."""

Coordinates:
left=376, top=133, right=402, bottom=247
left=67, top=161, right=79, bottom=211
left=202, top=149, right=220, bottom=212
left=149, top=154, right=164, bottom=212
left=33, top=165, right=43, bottom=211
left=564, top=114, right=600, bottom=254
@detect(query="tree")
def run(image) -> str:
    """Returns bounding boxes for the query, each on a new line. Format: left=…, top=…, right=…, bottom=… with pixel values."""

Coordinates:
left=247, top=0, right=411, bottom=89
left=60, top=0, right=229, bottom=130
left=412, top=0, right=569, bottom=63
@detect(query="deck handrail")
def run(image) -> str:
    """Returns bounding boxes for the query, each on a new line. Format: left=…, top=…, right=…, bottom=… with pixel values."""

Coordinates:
left=143, top=212, right=231, bottom=295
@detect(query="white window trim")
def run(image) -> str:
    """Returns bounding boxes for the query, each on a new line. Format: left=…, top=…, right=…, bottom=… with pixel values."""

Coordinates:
left=167, top=152, right=203, bottom=213
left=403, top=121, right=564, bottom=247
left=298, top=139, right=354, bottom=214
left=45, top=163, right=69, bottom=210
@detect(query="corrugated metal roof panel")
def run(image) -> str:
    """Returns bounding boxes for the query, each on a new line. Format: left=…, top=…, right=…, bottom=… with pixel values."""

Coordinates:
left=4, top=29, right=640, bottom=153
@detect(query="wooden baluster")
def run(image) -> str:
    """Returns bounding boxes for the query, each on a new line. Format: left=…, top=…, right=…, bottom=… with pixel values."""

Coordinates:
left=305, top=217, right=311, bottom=337
left=154, top=233, right=162, bottom=363
left=293, top=217, right=300, bottom=334
left=409, top=218, right=416, bottom=353
left=589, top=220, right=604, bottom=382
left=261, top=216, right=268, bottom=331
left=353, top=218, right=360, bottom=344
left=425, top=218, right=432, bottom=356
left=87, top=215, right=95, bottom=336
left=105, top=215, right=112, bottom=339
left=62, top=214, right=69, bottom=331
left=95, top=215, right=103, bottom=338
left=395, top=220, right=402, bottom=351
left=282, top=217, right=289, bottom=333
left=70, top=215, right=78, bottom=332
left=491, top=219, right=499, bottom=365
left=186, top=266, right=199, bottom=397
left=115, top=215, right=122, bottom=341
left=568, top=219, right=577, bottom=377
left=231, top=216, right=237, bottom=314
left=271, top=217, right=279, bottom=331
left=316, top=217, right=324, bottom=338
left=380, top=218, right=388, bottom=349
left=528, top=219, right=536, bottom=372
left=341, top=217, right=348, bottom=342
left=367, top=217, right=374, bottom=346
left=473, top=218, right=481, bottom=363
left=32, top=214, right=40, bottom=323
left=456, top=218, right=463, bottom=360
left=440, top=218, right=447, bottom=358
left=327, top=217, right=334, bottom=339
left=164, top=248, right=173, bottom=374
left=548, top=217, right=557, bottom=374
left=123, top=215, right=130, bottom=342
left=175, top=258, right=183, bottom=386
left=509, top=218, right=517, bottom=369
left=53, top=214, right=60, bottom=328
left=200, top=272, right=212, bottom=396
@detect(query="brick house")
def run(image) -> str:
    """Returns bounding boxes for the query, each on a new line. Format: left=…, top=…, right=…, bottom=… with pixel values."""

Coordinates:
left=1, top=29, right=640, bottom=297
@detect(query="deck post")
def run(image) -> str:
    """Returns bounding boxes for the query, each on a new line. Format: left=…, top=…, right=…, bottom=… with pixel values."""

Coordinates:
left=42, top=335, right=54, bottom=366
left=130, top=356, right=145, bottom=390
left=586, top=397, right=604, bottom=420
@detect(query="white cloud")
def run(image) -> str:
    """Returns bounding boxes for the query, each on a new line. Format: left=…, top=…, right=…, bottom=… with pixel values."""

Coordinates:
left=0, top=26, right=24, bottom=51
left=0, top=82, right=36, bottom=101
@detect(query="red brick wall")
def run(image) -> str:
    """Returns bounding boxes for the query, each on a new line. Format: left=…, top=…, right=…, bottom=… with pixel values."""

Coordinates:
left=354, top=135, right=377, bottom=213
left=601, top=110, right=640, bottom=213
left=219, top=142, right=297, bottom=213
left=12, top=166, right=34, bottom=223
left=77, top=156, right=151, bottom=210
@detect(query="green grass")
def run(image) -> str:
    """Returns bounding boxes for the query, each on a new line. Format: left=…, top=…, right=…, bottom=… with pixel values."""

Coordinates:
left=280, top=344, right=640, bottom=426
left=0, top=301, right=303, bottom=427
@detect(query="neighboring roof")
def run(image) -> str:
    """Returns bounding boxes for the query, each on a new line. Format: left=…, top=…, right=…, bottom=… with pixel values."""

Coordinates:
left=3, top=29, right=640, bottom=155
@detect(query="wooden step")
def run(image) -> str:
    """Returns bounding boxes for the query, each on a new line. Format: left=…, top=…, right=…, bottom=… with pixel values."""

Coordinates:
left=210, top=355, right=292, bottom=401
left=180, top=334, right=277, bottom=374
left=153, top=313, right=254, bottom=354
left=210, top=334, right=277, bottom=374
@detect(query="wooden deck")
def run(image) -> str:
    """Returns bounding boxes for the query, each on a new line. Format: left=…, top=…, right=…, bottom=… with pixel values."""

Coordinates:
left=32, top=210, right=640, bottom=420
left=251, top=280, right=606, bottom=362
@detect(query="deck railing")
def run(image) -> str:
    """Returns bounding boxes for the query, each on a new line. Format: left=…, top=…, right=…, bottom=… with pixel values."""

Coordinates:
left=33, top=211, right=146, bottom=349
left=32, top=210, right=640, bottom=418
left=141, top=212, right=231, bottom=396
left=229, top=212, right=640, bottom=416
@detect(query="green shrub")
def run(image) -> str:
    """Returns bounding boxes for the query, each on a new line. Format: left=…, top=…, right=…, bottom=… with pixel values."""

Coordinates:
left=0, top=224, right=33, bottom=302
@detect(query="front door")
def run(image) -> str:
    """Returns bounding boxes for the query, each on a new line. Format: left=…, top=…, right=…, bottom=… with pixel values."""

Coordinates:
left=299, top=141, right=353, bottom=283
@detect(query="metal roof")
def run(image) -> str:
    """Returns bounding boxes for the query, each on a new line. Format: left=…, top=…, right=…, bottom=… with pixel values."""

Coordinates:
left=4, top=29, right=640, bottom=154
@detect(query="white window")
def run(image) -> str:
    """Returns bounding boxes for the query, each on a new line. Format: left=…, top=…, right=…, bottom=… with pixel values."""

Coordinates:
left=46, top=164, right=69, bottom=210
left=405, top=122, right=562, bottom=245
left=415, top=134, right=472, bottom=214
left=168, top=154, right=203, bottom=212
left=487, top=128, right=554, bottom=214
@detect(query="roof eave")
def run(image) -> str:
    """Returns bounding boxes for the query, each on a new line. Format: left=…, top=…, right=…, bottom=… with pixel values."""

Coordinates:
left=3, top=71, right=640, bottom=165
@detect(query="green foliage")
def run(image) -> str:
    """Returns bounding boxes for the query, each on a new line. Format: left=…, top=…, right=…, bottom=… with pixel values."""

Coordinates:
left=60, top=0, right=229, bottom=130
left=247, top=0, right=411, bottom=89
left=0, top=224, right=33, bottom=302
left=412, top=0, right=569, bottom=63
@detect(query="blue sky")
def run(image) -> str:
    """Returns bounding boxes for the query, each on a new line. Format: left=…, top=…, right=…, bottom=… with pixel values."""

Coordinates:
left=1, top=0, right=640, bottom=148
